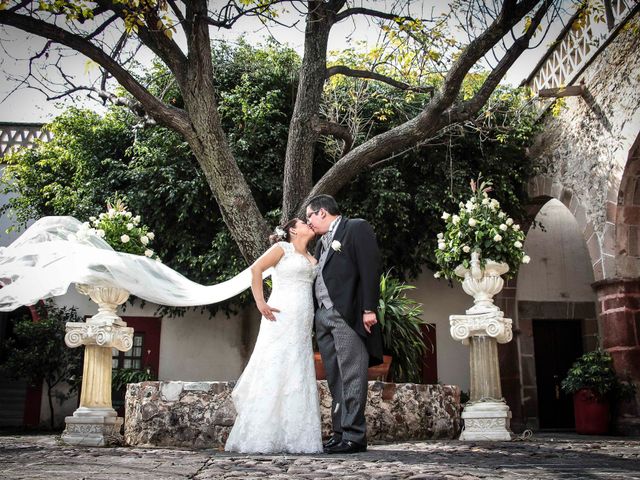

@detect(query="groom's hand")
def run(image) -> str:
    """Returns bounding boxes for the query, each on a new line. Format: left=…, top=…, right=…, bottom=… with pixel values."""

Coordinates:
left=257, top=300, right=280, bottom=321
left=363, top=311, right=377, bottom=333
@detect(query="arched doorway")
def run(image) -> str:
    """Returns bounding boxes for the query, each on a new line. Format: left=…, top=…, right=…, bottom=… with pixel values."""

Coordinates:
left=516, top=198, right=598, bottom=430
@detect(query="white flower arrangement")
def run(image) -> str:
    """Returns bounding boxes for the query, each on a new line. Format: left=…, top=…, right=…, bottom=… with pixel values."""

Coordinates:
left=86, top=198, right=160, bottom=261
left=434, top=177, right=530, bottom=281
left=331, top=240, right=342, bottom=252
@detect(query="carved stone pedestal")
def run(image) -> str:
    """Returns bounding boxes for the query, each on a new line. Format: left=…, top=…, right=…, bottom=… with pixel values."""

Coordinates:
left=459, top=401, right=512, bottom=441
left=450, top=252, right=513, bottom=441
left=61, top=285, right=132, bottom=447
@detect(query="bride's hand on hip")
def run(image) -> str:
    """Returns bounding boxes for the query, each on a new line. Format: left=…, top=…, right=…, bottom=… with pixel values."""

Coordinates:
left=257, top=300, right=280, bottom=321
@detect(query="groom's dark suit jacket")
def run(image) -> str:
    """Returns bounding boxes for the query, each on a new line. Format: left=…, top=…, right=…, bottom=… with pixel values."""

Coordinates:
left=314, top=217, right=384, bottom=367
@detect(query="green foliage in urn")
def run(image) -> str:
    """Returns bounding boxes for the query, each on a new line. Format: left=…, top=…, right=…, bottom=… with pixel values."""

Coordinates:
left=86, top=197, right=160, bottom=260
left=378, top=271, right=429, bottom=383
left=561, top=349, right=637, bottom=400
left=434, top=177, right=530, bottom=280
left=0, top=301, right=83, bottom=429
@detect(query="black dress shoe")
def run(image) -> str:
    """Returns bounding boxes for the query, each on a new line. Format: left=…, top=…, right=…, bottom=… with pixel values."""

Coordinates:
left=324, top=440, right=367, bottom=454
left=323, top=434, right=342, bottom=449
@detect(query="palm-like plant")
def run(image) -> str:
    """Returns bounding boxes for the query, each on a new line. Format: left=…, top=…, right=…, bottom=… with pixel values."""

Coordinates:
left=378, top=271, right=431, bottom=383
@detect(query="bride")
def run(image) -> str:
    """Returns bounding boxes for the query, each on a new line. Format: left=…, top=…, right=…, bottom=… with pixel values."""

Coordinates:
left=225, top=218, right=323, bottom=454
left=0, top=215, right=323, bottom=454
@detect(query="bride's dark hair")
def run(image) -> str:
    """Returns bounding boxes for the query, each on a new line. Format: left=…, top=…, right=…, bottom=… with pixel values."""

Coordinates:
left=269, top=218, right=299, bottom=245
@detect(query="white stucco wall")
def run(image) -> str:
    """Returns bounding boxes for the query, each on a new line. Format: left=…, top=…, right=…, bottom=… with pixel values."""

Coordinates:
left=408, top=272, right=471, bottom=393
left=517, top=199, right=596, bottom=302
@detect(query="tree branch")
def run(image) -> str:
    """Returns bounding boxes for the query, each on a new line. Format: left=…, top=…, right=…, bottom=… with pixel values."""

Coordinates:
left=326, top=65, right=434, bottom=94
left=335, top=7, right=414, bottom=23
left=312, top=117, right=353, bottom=156
left=0, top=10, right=191, bottom=134
left=454, top=0, right=553, bottom=121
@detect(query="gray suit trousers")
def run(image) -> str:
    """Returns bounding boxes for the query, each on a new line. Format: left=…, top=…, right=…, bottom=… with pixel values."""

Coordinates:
left=315, top=306, right=369, bottom=444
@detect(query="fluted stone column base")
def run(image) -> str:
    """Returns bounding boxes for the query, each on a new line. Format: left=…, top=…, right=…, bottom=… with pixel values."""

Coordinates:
left=61, top=407, right=123, bottom=446
left=459, top=400, right=512, bottom=441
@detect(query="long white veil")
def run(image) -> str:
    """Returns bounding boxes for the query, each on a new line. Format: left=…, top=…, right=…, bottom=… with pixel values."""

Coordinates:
left=0, top=216, right=268, bottom=311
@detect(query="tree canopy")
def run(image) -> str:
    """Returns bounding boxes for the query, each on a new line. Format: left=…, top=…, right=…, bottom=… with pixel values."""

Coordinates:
left=2, top=40, right=540, bottom=314
left=0, top=0, right=565, bottom=263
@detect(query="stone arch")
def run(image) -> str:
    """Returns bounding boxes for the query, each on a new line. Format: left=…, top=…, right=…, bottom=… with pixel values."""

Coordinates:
left=591, top=132, right=640, bottom=435
left=526, top=175, right=605, bottom=279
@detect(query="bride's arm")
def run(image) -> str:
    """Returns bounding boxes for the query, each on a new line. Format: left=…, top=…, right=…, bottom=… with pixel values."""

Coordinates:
left=250, top=245, right=285, bottom=321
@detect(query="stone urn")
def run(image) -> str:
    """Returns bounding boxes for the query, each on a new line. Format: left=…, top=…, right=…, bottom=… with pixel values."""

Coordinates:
left=449, top=251, right=513, bottom=441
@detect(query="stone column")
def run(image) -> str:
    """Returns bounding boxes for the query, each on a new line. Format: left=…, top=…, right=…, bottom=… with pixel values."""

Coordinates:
left=593, top=278, right=640, bottom=435
left=450, top=252, right=513, bottom=441
left=61, top=285, right=133, bottom=446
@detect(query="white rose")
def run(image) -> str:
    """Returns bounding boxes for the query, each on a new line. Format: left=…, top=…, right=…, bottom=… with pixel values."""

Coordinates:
left=462, top=245, right=471, bottom=253
left=437, top=232, right=444, bottom=239
left=498, top=212, right=506, bottom=219
left=452, top=215, right=460, bottom=225
left=441, top=212, right=450, bottom=220
left=331, top=240, right=342, bottom=252
left=140, top=236, right=149, bottom=245
left=89, top=216, right=97, bottom=222
left=468, top=218, right=477, bottom=227
left=482, top=198, right=489, bottom=205
left=99, top=213, right=106, bottom=219
left=125, top=211, right=132, bottom=218
left=499, top=224, right=508, bottom=231
left=120, top=234, right=130, bottom=243
left=438, top=242, right=446, bottom=250
left=97, top=229, right=105, bottom=238
left=522, top=255, right=531, bottom=264
left=459, top=202, right=465, bottom=208
left=144, top=249, right=154, bottom=257
left=514, top=241, right=523, bottom=248
left=493, top=234, right=502, bottom=242
left=147, top=232, right=155, bottom=240
left=133, top=215, right=141, bottom=225
left=513, top=224, right=521, bottom=231
left=126, top=223, right=134, bottom=230
left=108, top=208, right=116, bottom=217
left=433, top=272, right=441, bottom=279
left=155, top=257, right=162, bottom=263
left=506, top=218, right=514, bottom=226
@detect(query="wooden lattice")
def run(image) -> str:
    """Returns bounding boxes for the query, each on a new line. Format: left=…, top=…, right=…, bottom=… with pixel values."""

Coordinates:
left=0, top=123, right=52, bottom=158
left=526, top=0, right=635, bottom=94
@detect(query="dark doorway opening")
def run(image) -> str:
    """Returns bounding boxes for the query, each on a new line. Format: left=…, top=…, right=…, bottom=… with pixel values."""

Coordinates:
left=533, top=319, right=583, bottom=430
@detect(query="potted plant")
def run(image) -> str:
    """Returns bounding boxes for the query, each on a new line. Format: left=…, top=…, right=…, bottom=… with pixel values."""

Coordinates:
left=377, top=271, right=430, bottom=383
left=561, top=349, right=637, bottom=435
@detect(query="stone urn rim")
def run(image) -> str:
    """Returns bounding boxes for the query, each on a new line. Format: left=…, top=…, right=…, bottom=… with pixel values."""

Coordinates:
left=453, top=251, right=509, bottom=280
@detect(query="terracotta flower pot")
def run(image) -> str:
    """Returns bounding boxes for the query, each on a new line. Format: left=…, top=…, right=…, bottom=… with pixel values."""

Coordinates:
left=314, top=352, right=392, bottom=381
left=573, top=388, right=610, bottom=435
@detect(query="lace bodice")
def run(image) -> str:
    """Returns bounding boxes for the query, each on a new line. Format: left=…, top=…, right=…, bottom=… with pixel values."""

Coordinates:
left=271, top=241, right=317, bottom=288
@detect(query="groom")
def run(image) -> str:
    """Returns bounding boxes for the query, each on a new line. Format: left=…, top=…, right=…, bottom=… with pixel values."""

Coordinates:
left=305, top=194, right=383, bottom=454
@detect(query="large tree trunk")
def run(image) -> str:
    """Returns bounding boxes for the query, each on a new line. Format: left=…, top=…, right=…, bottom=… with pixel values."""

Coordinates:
left=281, top=1, right=335, bottom=220
left=178, top=0, right=270, bottom=263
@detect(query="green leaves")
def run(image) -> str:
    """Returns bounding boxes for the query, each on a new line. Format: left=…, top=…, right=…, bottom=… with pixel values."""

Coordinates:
left=561, top=349, right=637, bottom=400
left=378, top=271, right=430, bottom=383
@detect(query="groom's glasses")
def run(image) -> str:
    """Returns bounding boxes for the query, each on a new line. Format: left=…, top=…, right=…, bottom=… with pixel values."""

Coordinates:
left=306, top=210, right=320, bottom=220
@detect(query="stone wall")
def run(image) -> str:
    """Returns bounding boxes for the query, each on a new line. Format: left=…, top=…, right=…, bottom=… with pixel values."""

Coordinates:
left=528, top=18, right=640, bottom=244
left=125, top=381, right=461, bottom=448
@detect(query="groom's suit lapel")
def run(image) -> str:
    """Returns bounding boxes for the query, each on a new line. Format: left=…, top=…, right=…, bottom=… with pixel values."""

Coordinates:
left=323, top=217, right=348, bottom=271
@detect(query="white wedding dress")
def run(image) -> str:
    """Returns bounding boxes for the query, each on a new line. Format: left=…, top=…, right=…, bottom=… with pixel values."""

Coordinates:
left=225, top=241, right=323, bottom=454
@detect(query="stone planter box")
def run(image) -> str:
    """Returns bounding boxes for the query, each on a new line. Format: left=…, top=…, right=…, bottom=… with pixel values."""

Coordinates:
left=125, top=381, right=461, bottom=449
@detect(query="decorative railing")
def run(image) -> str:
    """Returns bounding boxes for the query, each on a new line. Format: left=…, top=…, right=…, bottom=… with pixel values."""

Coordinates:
left=525, top=0, right=638, bottom=94
left=0, top=123, right=52, bottom=158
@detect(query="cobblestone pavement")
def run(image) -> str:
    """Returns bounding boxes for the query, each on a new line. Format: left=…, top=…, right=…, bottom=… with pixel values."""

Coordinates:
left=1, top=433, right=639, bottom=479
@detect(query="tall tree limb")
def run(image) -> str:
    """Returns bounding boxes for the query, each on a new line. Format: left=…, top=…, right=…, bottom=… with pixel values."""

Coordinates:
left=326, top=65, right=434, bottom=93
